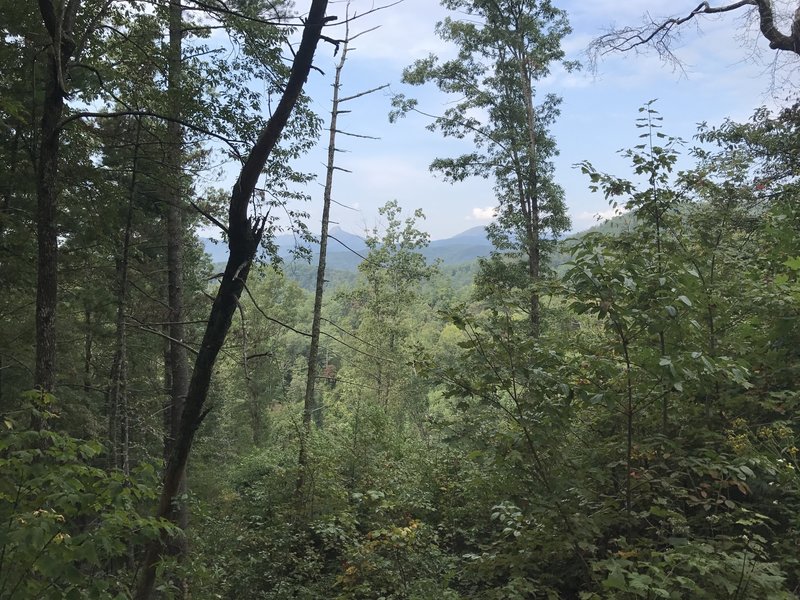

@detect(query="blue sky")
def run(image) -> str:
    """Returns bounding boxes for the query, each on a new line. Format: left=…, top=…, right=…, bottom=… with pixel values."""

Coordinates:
left=212, top=0, right=798, bottom=241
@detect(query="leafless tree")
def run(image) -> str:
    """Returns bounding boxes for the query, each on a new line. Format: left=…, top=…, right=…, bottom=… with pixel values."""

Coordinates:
left=296, top=1, right=387, bottom=507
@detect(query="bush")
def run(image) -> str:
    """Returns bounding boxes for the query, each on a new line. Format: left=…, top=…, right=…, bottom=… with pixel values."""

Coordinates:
left=0, top=394, right=168, bottom=599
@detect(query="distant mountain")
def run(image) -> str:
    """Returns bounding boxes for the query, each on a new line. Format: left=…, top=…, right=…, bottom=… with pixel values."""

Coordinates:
left=202, top=218, right=645, bottom=277
left=448, top=225, right=490, bottom=240
left=326, top=226, right=369, bottom=254
left=201, top=225, right=494, bottom=271
left=200, top=216, right=635, bottom=289
left=423, top=227, right=492, bottom=264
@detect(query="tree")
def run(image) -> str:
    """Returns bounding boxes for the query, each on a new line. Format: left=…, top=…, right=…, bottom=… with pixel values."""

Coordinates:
left=299, top=3, right=387, bottom=499
left=0, top=396, right=168, bottom=599
left=392, top=0, right=574, bottom=337
left=134, top=1, right=334, bottom=596
left=560, top=106, right=800, bottom=598
left=576, top=101, right=686, bottom=431
left=161, top=0, right=191, bottom=570
left=33, top=0, right=100, bottom=411
left=340, top=201, right=436, bottom=409
left=588, top=0, right=800, bottom=74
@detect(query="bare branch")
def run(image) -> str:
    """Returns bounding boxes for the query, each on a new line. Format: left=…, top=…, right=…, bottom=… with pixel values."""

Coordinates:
left=334, top=129, right=380, bottom=139
left=328, top=233, right=372, bottom=263
left=339, top=83, right=389, bottom=103
left=239, top=280, right=394, bottom=363
left=589, top=0, right=800, bottom=74
left=324, top=0, right=404, bottom=29
left=127, top=317, right=200, bottom=356
left=348, top=24, right=381, bottom=41
left=189, top=200, right=229, bottom=235
left=331, top=198, right=358, bottom=210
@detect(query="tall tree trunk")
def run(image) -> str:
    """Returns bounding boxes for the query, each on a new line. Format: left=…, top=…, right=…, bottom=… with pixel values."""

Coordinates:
left=296, top=5, right=386, bottom=504
left=297, top=26, right=351, bottom=500
left=34, top=62, right=61, bottom=400
left=164, top=0, right=190, bottom=563
left=34, top=0, right=81, bottom=418
left=108, top=117, right=140, bottom=469
left=134, top=2, right=331, bottom=596
left=517, top=49, right=540, bottom=338
left=240, top=307, right=264, bottom=446
left=83, top=307, right=93, bottom=391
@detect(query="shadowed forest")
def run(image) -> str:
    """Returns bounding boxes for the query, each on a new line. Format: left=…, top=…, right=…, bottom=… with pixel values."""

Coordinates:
left=2, top=0, right=800, bottom=598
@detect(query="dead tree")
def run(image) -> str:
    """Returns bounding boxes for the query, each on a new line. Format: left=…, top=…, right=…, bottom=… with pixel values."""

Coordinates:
left=297, top=5, right=387, bottom=506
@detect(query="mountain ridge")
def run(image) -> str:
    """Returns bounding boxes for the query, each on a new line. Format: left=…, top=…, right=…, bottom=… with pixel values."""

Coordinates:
left=201, top=224, right=494, bottom=266
left=200, top=217, right=632, bottom=271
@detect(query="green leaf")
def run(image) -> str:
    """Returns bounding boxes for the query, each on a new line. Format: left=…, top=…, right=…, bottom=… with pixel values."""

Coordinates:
left=604, top=566, right=627, bottom=590
left=648, top=505, right=672, bottom=518
left=739, top=465, right=755, bottom=478
left=783, top=256, right=800, bottom=271
left=588, top=393, right=605, bottom=405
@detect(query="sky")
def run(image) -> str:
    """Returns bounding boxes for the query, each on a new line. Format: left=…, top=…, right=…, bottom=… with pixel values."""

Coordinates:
left=210, top=0, right=799, bottom=241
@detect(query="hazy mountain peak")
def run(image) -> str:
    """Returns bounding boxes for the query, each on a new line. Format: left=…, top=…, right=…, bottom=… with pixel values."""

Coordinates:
left=449, top=225, right=489, bottom=240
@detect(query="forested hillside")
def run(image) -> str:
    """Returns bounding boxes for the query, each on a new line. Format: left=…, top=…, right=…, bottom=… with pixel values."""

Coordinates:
left=2, top=0, right=799, bottom=599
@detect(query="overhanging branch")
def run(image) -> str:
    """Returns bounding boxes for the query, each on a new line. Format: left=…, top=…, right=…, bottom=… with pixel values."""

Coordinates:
left=58, top=110, right=245, bottom=158
left=588, top=0, right=800, bottom=72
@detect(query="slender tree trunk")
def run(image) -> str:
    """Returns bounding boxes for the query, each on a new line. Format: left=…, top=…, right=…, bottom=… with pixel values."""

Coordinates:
left=107, top=236, right=131, bottom=471
left=34, top=35, right=65, bottom=404
left=647, top=115, right=670, bottom=433
left=83, top=308, right=93, bottom=391
left=108, top=117, right=140, bottom=469
left=705, top=248, right=720, bottom=421
left=297, top=12, right=386, bottom=498
left=518, top=52, right=540, bottom=338
left=298, top=28, right=351, bottom=499
left=527, top=200, right=540, bottom=337
left=107, top=153, right=136, bottom=567
left=240, top=307, right=264, bottom=447
left=247, top=379, right=263, bottom=446
left=134, top=2, right=331, bottom=596
left=0, top=128, right=20, bottom=232
left=0, top=129, right=20, bottom=410
left=164, top=0, right=190, bottom=565
left=613, top=319, right=634, bottom=517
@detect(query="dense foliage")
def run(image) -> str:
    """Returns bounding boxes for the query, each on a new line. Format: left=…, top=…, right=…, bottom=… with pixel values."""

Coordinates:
left=1, top=0, right=799, bottom=598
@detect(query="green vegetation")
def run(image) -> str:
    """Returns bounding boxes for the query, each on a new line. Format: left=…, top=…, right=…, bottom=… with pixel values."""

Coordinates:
left=2, top=0, right=799, bottom=598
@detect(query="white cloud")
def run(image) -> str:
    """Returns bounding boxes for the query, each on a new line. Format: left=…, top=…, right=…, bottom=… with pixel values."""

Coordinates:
left=326, top=0, right=454, bottom=67
left=571, top=206, right=627, bottom=231
left=468, top=206, right=497, bottom=221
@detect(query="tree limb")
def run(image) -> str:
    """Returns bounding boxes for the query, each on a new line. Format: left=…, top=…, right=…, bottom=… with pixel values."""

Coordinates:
left=588, top=0, right=800, bottom=71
